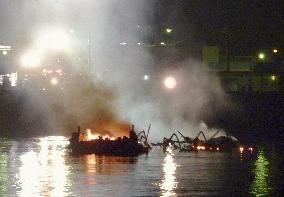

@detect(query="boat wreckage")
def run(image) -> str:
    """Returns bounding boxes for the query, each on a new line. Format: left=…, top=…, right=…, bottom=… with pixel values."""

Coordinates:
left=153, top=130, right=252, bottom=153
left=69, top=124, right=151, bottom=156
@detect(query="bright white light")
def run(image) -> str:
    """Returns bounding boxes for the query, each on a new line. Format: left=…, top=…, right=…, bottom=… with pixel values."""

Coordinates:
left=120, top=42, right=127, bottom=45
left=2, top=50, right=7, bottom=56
left=0, top=45, right=11, bottom=50
left=21, top=52, right=41, bottom=68
left=166, top=28, right=173, bottom=33
left=144, top=75, right=149, bottom=80
left=160, top=42, right=166, bottom=46
left=164, top=76, right=177, bottom=89
left=51, top=77, right=58, bottom=85
left=10, top=72, right=17, bottom=86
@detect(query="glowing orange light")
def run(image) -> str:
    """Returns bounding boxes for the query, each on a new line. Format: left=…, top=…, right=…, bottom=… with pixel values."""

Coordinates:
left=196, top=146, right=206, bottom=150
left=239, top=147, right=244, bottom=152
left=81, top=129, right=115, bottom=141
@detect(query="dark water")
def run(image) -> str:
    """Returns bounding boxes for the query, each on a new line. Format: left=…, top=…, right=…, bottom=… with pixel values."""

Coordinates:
left=0, top=136, right=283, bottom=197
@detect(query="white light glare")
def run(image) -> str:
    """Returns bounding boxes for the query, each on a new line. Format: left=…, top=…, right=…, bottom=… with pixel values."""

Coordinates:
left=164, top=76, right=177, bottom=89
left=21, top=52, right=41, bottom=68
left=143, top=75, right=150, bottom=81
left=51, top=78, right=58, bottom=85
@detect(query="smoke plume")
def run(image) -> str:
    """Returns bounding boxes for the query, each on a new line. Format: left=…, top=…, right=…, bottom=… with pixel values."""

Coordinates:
left=0, top=1, right=229, bottom=141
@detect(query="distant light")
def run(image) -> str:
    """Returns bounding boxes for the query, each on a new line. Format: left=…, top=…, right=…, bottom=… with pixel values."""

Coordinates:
left=42, top=88, right=46, bottom=91
left=248, top=147, right=253, bottom=151
left=0, top=45, right=11, bottom=51
left=271, top=75, right=276, bottom=81
left=21, top=52, right=41, bottom=68
left=273, top=49, right=278, bottom=53
left=120, top=42, right=127, bottom=45
left=10, top=72, right=17, bottom=86
left=2, top=50, right=7, bottom=56
left=143, top=75, right=149, bottom=81
left=258, top=53, right=265, bottom=60
left=164, top=76, right=177, bottom=89
left=166, top=28, right=173, bottom=34
left=196, top=146, right=206, bottom=150
left=160, top=42, right=166, bottom=46
left=69, top=29, right=74, bottom=34
left=50, top=77, right=58, bottom=85
left=137, top=42, right=141, bottom=45
left=239, top=147, right=244, bottom=153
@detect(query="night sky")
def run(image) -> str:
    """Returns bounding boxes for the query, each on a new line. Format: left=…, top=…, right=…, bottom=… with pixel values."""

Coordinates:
left=151, top=0, right=284, bottom=55
left=0, top=1, right=283, bottom=56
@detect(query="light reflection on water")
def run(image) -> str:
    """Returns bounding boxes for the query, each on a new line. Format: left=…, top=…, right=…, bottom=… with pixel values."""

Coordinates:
left=160, top=145, right=177, bottom=197
left=0, top=137, right=283, bottom=196
left=250, top=150, right=271, bottom=196
left=18, top=136, right=71, bottom=197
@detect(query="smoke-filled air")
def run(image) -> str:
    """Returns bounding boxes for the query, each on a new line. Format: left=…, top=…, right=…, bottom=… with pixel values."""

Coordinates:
left=0, top=0, right=230, bottom=141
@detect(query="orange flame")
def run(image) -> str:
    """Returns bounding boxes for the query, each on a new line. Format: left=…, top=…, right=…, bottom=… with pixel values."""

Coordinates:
left=80, top=129, right=115, bottom=141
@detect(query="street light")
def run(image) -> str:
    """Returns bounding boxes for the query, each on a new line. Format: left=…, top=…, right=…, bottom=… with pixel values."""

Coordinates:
left=164, top=76, right=177, bottom=89
left=143, top=75, right=149, bottom=81
left=273, top=49, right=278, bottom=54
left=165, top=28, right=173, bottom=34
left=258, top=53, right=265, bottom=60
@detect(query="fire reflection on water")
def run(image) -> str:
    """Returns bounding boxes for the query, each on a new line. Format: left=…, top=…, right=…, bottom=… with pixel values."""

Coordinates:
left=160, top=145, right=177, bottom=197
left=81, top=155, right=137, bottom=178
left=81, top=155, right=97, bottom=185
left=17, top=136, right=71, bottom=197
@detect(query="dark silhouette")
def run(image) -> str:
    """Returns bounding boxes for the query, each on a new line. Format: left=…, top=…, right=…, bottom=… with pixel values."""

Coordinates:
left=129, top=124, right=138, bottom=141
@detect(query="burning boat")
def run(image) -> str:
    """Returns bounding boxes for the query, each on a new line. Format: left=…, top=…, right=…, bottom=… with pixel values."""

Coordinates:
left=69, top=125, right=151, bottom=156
left=155, top=130, right=243, bottom=152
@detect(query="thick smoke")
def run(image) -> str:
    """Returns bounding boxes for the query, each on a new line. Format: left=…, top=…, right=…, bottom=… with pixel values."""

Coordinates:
left=0, top=1, right=229, bottom=141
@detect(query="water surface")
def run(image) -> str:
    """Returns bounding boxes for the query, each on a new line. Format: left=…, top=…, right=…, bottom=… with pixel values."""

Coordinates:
left=0, top=136, right=283, bottom=196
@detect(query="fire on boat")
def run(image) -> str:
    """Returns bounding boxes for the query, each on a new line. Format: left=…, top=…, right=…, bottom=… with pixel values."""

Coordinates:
left=69, top=124, right=151, bottom=156
left=153, top=130, right=254, bottom=153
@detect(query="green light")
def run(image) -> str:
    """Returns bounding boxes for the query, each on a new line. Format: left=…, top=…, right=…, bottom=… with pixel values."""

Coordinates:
left=165, top=28, right=173, bottom=34
left=258, top=53, right=265, bottom=60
